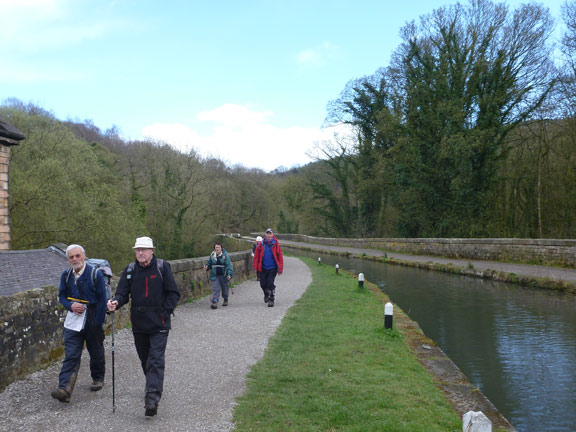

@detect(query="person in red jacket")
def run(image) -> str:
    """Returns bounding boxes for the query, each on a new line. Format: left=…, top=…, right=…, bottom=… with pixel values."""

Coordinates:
left=253, top=228, right=284, bottom=307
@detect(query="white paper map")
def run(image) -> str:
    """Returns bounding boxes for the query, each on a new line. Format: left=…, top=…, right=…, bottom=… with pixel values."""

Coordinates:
left=64, top=309, right=86, bottom=332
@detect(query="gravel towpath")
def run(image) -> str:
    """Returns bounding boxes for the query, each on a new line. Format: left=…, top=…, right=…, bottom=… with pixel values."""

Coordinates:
left=0, top=256, right=311, bottom=432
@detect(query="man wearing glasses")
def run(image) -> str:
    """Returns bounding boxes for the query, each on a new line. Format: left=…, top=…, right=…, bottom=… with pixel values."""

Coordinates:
left=107, top=236, right=180, bottom=417
left=51, top=244, right=107, bottom=403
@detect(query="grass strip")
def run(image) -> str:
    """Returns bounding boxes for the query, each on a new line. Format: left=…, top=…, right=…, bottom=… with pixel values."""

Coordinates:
left=233, top=257, right=461, bottom=431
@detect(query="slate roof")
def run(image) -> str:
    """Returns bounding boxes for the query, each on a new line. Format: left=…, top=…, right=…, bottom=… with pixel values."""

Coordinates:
left=0, top=116, right=25, bottom=144
left=0, top=245, right=69, bottom=296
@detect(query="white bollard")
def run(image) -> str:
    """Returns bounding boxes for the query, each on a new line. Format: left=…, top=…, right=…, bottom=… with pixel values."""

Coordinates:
left=384, top=302, right=393, bottom=329
left=335, top=264, right=339, bottom=274
left=318, top=257, right=321, bottom=265
left=463, top=411, right=492, bottom=432
left=358, top=273, right=364, bottom=288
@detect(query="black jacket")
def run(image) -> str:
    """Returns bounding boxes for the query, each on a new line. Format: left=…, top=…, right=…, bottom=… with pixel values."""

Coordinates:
left=114, top=255, right=180, bottom=333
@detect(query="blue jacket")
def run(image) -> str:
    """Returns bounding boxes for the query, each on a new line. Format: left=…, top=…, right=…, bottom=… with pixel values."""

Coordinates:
left=58, top=263, right=107, bottom=325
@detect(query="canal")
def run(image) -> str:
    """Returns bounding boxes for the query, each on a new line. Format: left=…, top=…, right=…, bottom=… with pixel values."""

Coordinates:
left=289, top=249, right=576, bottom=432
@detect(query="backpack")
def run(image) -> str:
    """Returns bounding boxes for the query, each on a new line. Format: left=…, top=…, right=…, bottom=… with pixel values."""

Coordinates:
left=87, top=258, right=114, bottom=300
left=65, top=258, right=113, bottom=300
left=126, top=259, right=164, bottom=283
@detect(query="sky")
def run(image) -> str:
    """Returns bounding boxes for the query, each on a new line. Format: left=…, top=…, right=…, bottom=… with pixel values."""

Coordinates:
left=0, top=0, right=567, bottom=171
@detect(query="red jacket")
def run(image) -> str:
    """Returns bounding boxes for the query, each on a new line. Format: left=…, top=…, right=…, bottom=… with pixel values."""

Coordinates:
left=253, top=237, right=284, bottom=274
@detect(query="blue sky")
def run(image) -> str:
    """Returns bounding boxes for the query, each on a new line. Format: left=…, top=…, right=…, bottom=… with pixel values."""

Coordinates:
left=0, top=0, right=567, bottom=170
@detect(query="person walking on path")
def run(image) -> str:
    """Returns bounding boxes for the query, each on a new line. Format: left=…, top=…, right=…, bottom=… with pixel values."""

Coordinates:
left=51, top=244, right=108, bottom=403
left=253, top=228, right=284, bottom=307
left=252, top=236, right=263, bottom=281
left=204, top=242, right=234, bottom=309
left=107, top=236, right=180, bottom=417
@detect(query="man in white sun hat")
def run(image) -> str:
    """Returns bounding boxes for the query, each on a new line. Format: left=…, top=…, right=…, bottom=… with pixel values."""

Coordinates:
left=107, top=236, right=180, bottom=417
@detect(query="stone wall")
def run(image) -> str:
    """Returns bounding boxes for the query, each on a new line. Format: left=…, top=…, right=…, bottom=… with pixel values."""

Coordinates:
left=0, top=251, right=254, bottom=392
left=277, top=234, right=576, bottom=268
left=0, top=144, right=11, bottom=250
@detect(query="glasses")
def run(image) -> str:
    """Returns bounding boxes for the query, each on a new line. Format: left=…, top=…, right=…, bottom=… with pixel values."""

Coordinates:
left=135, top=248, right=151, bottom=253
left=67, top=253, right=83, bottom=259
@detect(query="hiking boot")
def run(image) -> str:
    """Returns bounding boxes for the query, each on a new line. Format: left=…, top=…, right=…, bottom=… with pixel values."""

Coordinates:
left=51, top=388, right=71, bottom=403
left=90, top=381, right=104, bottom=391
left=211, top=303, right=217, bottom=309
left=264, top=295, right=269, bottom=303
left=222, top=299, right=228, bottom=306
left=268, top=300, right=274, bottom=307
left=145, top=401, right=158, bottom=417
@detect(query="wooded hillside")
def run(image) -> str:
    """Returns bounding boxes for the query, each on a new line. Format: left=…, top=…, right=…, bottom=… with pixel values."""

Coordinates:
left=3, top=0, right=576, bottom=269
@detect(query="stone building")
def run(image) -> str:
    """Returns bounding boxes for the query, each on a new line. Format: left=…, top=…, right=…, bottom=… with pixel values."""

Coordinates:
left=0, top=117, right=25, bottom=250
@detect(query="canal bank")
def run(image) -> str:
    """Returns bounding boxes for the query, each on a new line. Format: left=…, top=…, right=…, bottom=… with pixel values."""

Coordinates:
left=233, top=256, right=513, bottom=431
left=277, top=237, right=576, bottom=293
left=234, top=235, right=518, bottom=430
left=273, top=238, right=576, bottom=432
left=341, top=267, right=516, bottom=432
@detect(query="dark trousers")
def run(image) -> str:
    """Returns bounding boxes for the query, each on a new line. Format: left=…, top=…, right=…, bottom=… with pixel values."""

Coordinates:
left=59, top=322, right=105, bottom=393
left=133, top=330, right=169, bottom=404
left=259, top=268, right=278, bottom=301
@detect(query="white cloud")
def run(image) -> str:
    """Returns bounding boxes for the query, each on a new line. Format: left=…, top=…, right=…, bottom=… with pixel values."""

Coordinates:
left=0, top=0, right=130, bottom=83
left=0, top=59, right=88, bottom=83
left=0, top=0, right=119, bottom=51
left=297, top=49, right=322, bottom=66
left=196, top=103, right=273, bottom=127
left=140, top=104, right=340, bottom=171
left=296, top=42, right=340, bottom=70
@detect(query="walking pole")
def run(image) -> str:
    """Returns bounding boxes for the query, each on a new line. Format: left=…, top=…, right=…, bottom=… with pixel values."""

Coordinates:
left=111, top=310, right=116, bottom=413
left=228, top=271, right=234, bottom=295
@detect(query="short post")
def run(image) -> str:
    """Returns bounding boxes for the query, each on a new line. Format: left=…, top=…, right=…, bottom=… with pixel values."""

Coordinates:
left=384, top=302, right=393, bottom=329
left=318, top=257, right=321, bottom=265
left=463, top=411, right=492, bottom=432
left=335, top=264, right=339, bottom=274
left=358, top=273, right=364, bottom=288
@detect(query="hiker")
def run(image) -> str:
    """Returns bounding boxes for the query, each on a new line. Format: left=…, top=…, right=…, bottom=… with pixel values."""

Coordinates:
left=204, top=242, right=234, bottom=309
left=51, top=244, right=108, bottom=403
left=253, top=228, right=284, bottom=307
left=251, top=235, right=263, bottom=281
left=107, top=236, right=180, bottom=417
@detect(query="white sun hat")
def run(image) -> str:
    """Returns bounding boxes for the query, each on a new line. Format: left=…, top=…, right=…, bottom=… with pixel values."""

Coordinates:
left=133, top=236, right=154, bottom=249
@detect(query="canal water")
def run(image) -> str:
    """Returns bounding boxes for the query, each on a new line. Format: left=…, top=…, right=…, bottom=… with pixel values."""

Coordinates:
left=289, top=250, right=576, bottom=432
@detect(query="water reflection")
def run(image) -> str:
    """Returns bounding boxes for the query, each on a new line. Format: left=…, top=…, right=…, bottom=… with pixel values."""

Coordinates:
left=289, top=249, right=576, bottom=432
